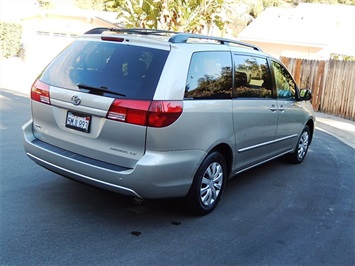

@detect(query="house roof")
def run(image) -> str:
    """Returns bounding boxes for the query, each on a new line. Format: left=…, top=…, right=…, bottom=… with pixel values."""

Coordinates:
left=238, top=3, right=355, bottom=56
left=21, top=8, right=120, bottom=25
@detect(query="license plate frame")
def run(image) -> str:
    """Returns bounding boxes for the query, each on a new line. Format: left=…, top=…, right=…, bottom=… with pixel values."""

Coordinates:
left=65, top=111, right=91, bottom=133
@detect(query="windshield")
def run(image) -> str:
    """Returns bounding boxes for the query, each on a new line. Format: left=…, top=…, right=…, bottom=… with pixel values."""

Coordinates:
left=40, top=39, right=169, bottom=100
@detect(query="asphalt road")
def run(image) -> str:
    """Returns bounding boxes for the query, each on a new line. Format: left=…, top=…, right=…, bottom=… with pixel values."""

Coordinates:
left=1, top=89, right=354, bottom=266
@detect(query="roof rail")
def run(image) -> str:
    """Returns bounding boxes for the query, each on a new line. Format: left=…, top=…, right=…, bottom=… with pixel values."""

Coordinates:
left=169, top=33, right=262, bottom=51
left=84, top=27, right=180, bottom=36
left=84, top=28, right=262, bottom=51
left=84, top=27, right=113, bottom=34
left=111, top=28, right=180, bottom=36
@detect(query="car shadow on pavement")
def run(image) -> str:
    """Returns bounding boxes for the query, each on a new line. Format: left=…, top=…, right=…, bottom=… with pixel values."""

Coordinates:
left=35, top=158, right=290, bottom=221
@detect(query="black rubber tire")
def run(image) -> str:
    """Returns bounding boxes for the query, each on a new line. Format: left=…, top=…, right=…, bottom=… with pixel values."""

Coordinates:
left=186, top=151, right=227, bottom=216
left=288, top=125, right=311, bottom=164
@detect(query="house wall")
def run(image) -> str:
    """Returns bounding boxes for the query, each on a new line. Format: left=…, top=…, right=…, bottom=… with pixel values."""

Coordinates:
left=240, top=40, right=327, bottom=60
left=20, top=13, right=115, bottom=72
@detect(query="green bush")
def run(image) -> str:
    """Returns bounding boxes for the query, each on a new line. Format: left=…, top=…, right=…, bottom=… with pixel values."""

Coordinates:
left=0, top=22, right=23, bottom=59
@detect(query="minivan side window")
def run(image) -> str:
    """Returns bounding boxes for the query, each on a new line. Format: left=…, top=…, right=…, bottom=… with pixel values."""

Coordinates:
left=185, top=52, right=232, bottom=99
left=234, top=55, right=273, bottom=98
left=271, top=60, right=296, bottom=99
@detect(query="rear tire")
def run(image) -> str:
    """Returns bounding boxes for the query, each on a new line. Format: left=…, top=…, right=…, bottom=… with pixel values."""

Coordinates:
left=186, top=151, right=227, bottom=215
left=288, top=125, right=311, bottom=164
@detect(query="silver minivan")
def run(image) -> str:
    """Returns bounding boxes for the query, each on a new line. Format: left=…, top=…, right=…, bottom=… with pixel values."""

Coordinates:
left=22, top=28, right=315, bottom=215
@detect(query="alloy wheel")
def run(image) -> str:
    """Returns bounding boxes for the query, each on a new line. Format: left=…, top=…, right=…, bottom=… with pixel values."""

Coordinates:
left=200, top=162, right=223, bottom=207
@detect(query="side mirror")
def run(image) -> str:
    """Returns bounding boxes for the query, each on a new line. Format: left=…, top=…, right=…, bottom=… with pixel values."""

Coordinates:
left=299, top=89, right=312, bottom=101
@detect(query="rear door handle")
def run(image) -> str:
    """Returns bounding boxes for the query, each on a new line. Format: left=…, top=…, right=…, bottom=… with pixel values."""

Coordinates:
left=270, top=104, right=285, bottom=112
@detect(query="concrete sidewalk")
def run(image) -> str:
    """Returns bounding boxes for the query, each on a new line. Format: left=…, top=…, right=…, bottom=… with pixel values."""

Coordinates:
left=1, top=58, right=354, bottom=149
left=315, top=112, right=355, bottom=149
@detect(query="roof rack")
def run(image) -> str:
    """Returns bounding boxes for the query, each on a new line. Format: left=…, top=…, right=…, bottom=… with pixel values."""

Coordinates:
left=84, top=27, right=262, bottom=51
left=168, top=33, right=262, bottom=51
left=84, top=27, right=180, bottom=36
left=84, top=27, right=115, bottom=34
left=112, top=28, right=181, bottom=36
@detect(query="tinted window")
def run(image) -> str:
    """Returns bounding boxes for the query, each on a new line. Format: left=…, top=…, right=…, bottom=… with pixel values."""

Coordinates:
left=234, top=55, right=273, bottom=98
left=185, top=52, right=232, bottom=99
left=40, top=40, right=169, bottom=100
left=271, top=60, right=296, bottom=99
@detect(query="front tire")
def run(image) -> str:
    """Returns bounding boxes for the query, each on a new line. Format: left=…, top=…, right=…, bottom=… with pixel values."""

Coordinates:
left=186, top=151, right=227, bottom=215
left=288, top=125, right=311, bottom=164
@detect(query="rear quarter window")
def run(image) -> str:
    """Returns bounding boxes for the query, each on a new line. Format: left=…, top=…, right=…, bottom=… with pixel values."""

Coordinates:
left=184, top=51, right=232, bottom=99
left=40, top=40, right=169, bottom=100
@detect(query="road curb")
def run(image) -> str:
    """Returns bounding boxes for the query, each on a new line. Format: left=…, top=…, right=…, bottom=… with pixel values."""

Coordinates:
left=315, top=115, right=355, bottom=150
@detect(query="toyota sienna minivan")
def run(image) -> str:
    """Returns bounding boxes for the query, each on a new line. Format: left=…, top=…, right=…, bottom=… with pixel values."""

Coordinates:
left=22, top=28, right=315, bottom=215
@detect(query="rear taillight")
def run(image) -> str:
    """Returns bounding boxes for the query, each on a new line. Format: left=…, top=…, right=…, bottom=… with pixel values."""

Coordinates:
left=31, top=79, right=51, bottom=105
left=147, top=101, right=183, bottom=127
left=107, top=100, right=183, bottom=128
left=107, top=100, right=151, bottom=126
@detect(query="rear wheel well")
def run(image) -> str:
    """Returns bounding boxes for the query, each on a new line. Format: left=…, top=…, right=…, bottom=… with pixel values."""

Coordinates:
left=211, top=144, right=233, bottom=178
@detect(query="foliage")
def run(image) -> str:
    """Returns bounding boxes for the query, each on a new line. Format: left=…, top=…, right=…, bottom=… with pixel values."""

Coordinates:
left=75, top=0, right=107, bottom=10
left=44, top=0, right=355, bottom=32
left=0, top=23, right=23, bottom=59
left=299, top=0, right=355, bottom=4
left=234, top=0, right=355, bottom=20
left=105, top=0, right=228, bottom=34
left=37, top=0, right=55, bottom=9
left=331, top=54, right=355, bottom=61
left=36, top=0, right=355, bottom=48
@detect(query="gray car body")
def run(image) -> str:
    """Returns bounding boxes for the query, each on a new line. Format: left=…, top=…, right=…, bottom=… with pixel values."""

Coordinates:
left=22, top=33, right=315, bottom=199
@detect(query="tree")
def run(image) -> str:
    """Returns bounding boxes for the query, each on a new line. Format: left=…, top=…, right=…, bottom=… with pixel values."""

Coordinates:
left=80, top=0, right=355, bottom=36
left=75, top=0, right=107, bottom=10
left=107, top=0, right=229, bottom=34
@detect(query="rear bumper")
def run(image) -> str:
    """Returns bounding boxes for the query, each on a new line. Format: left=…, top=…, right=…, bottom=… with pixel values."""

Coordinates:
left=22, top=120, right=205, bottom=199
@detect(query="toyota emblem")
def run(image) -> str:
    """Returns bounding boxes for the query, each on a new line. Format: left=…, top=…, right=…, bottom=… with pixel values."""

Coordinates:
left=71, top=95, right=81, bottom=106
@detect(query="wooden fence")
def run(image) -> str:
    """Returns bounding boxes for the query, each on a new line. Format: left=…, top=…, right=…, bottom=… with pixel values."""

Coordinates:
left=280, top=57, right=355, bottom=121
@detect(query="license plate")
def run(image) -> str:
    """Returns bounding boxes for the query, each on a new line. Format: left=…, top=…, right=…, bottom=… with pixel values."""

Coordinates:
left=65, top=111, right=91, bottom=133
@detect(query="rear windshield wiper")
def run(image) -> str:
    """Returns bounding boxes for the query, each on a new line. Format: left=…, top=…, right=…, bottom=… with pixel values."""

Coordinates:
left=77, top=83, right=126, bottom=97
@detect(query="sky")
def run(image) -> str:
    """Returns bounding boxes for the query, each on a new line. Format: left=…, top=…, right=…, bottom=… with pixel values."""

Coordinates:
left=0, top=0, right=80, bottom=22
left=0, top=0, right=39, bottom=21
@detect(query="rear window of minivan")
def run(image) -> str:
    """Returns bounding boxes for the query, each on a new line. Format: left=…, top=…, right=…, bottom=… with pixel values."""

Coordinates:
left=40, top=40, right=169, bottom=100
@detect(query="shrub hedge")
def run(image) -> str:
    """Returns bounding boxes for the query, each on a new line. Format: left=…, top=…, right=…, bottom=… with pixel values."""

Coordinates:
left=0, top=22, right=23, bottom=59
